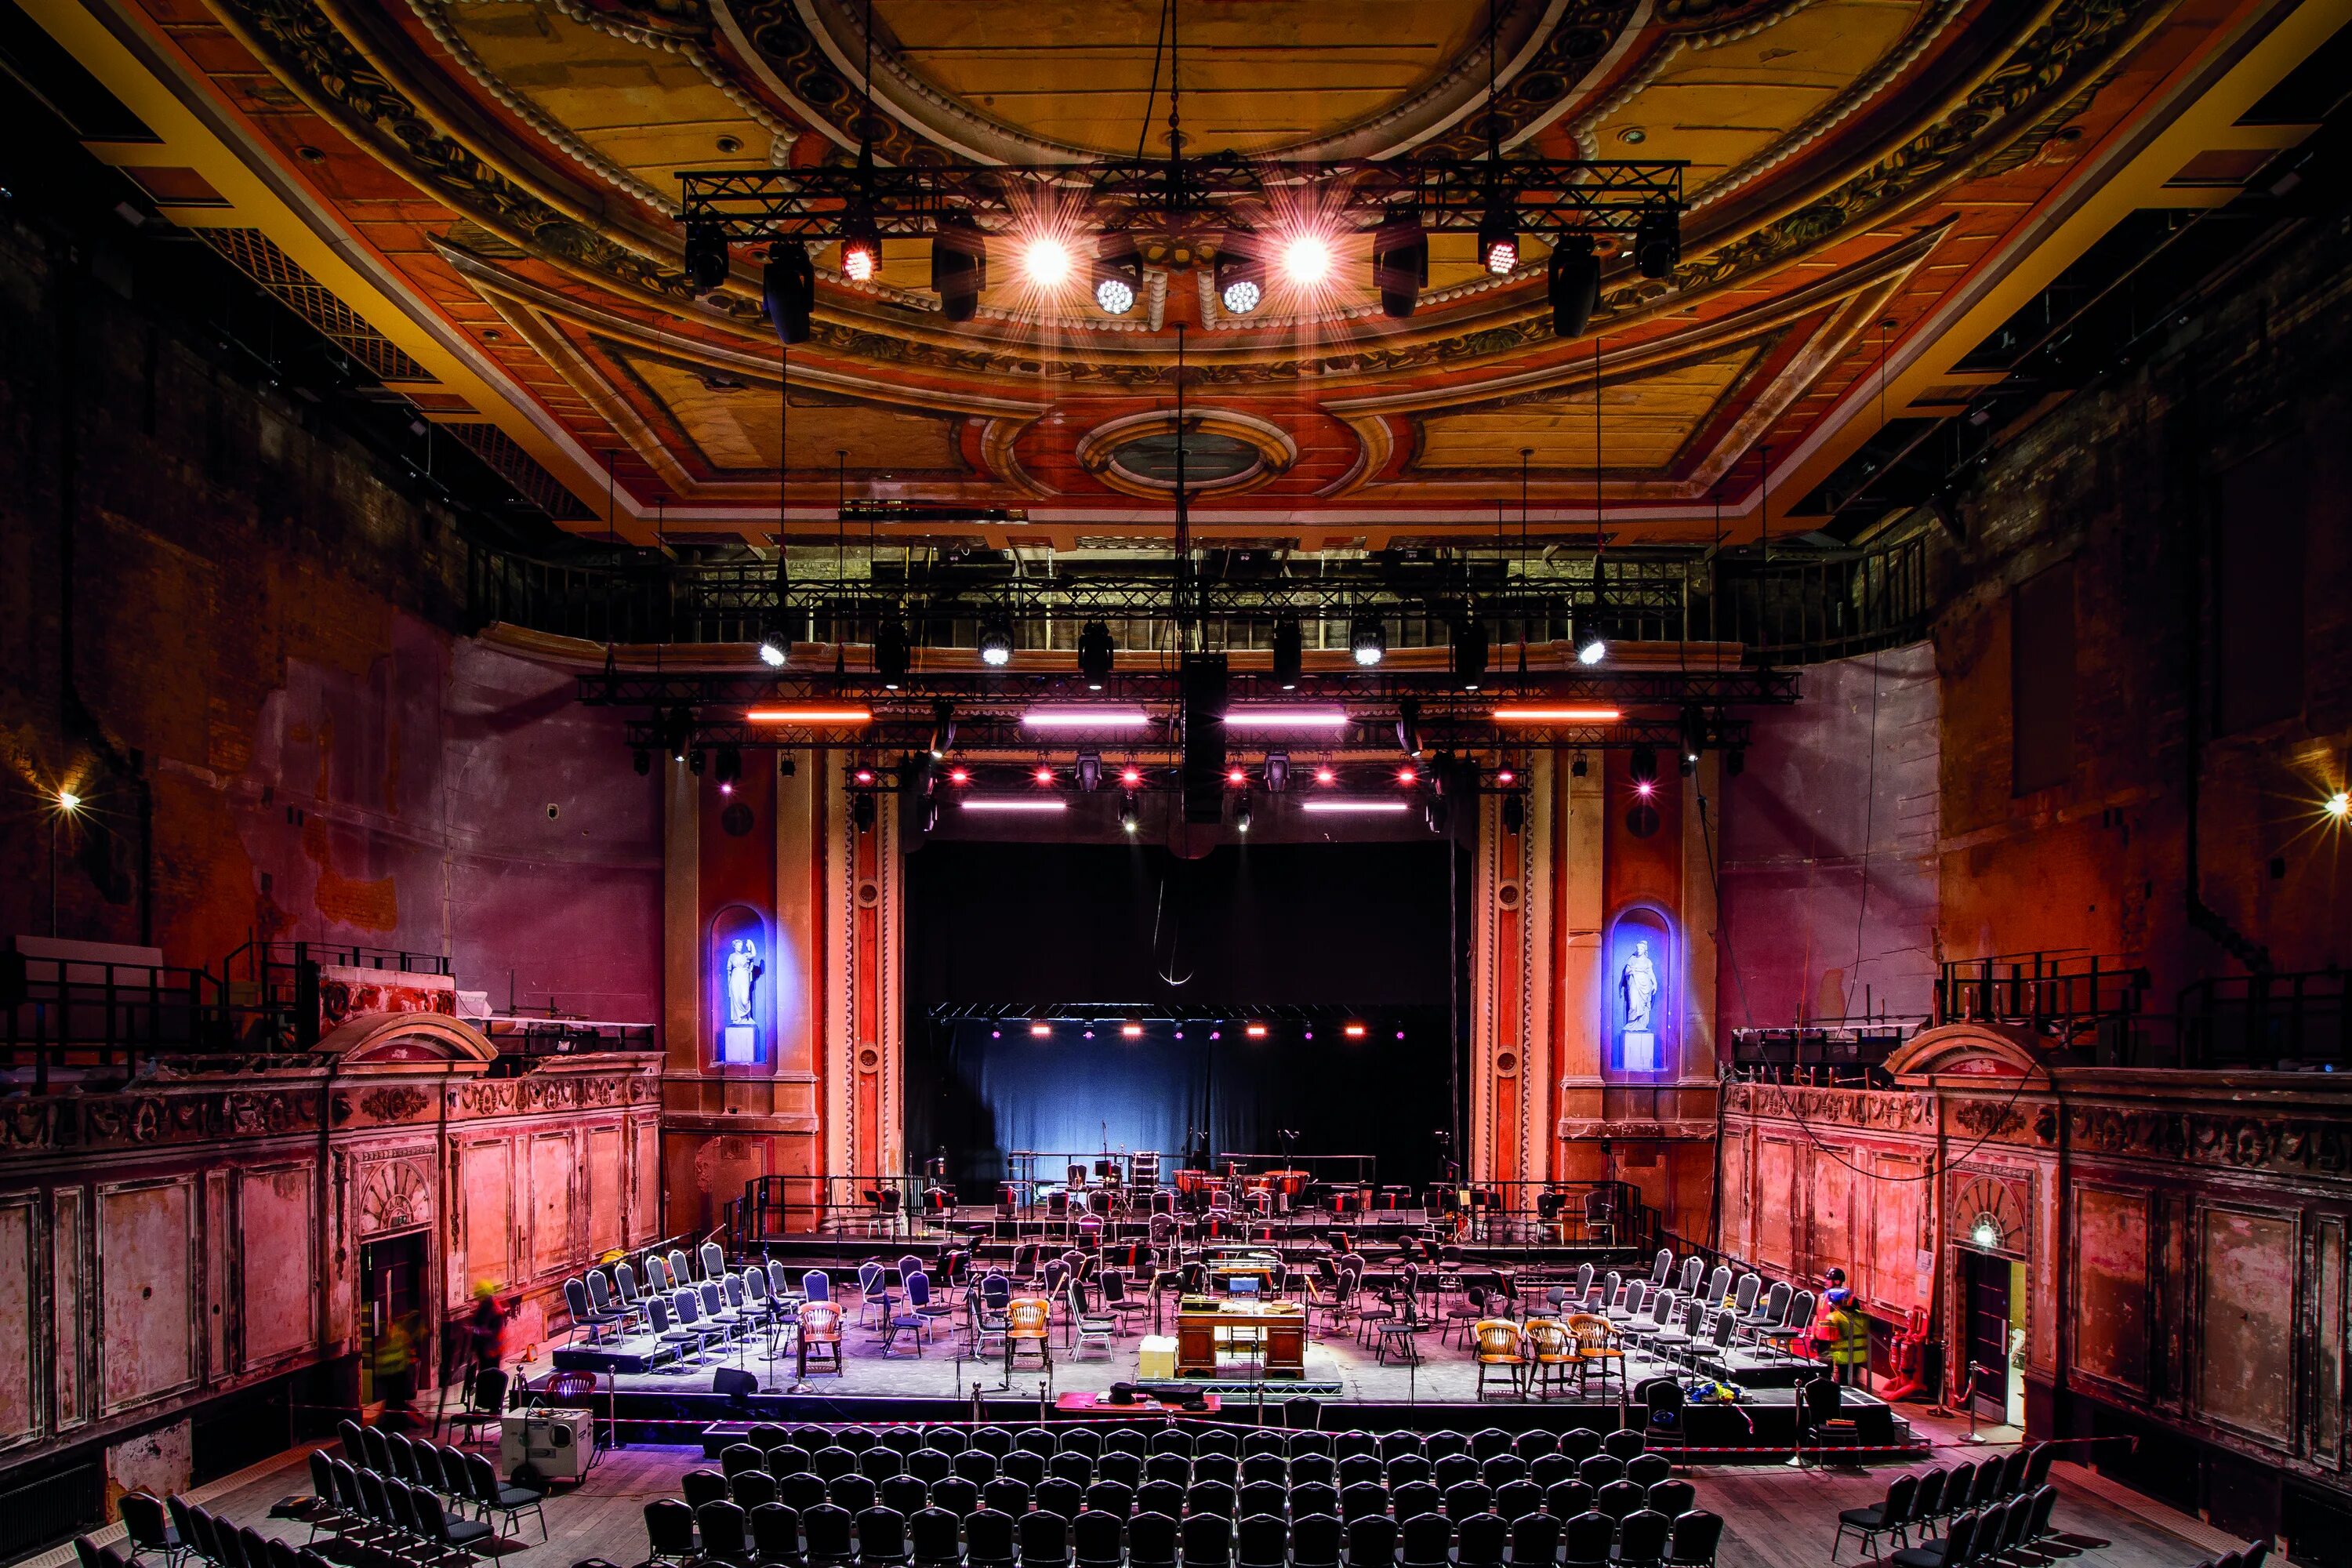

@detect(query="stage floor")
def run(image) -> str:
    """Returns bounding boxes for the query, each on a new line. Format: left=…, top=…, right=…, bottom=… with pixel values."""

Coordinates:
left=519, top=1307, right=1911, bottom=1450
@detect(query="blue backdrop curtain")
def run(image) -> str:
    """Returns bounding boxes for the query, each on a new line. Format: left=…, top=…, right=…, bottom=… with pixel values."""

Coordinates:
left=913, top=1013, right=1449, bottom=1192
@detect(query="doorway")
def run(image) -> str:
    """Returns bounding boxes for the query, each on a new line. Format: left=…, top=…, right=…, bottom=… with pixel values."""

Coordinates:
left=358, top=1230, right=428, bottom=1413
left=1959, top=1247, right=2027, bottom=1424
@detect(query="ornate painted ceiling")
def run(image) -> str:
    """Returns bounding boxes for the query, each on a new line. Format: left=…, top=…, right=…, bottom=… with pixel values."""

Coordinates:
left=36, top=0, right=2343, bottom=549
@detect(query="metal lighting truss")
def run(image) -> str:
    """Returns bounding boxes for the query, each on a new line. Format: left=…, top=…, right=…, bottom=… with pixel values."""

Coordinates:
left=677, top=155, right=1685, bottom=243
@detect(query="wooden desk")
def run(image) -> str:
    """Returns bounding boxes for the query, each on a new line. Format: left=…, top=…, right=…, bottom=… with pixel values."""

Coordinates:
left=1174, top=1298, right=1307, bottom=1379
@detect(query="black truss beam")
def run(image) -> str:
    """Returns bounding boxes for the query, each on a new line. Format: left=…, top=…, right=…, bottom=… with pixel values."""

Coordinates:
left=629, top=717, right=1748, bottom=756
left=677, top=156, right=1685, bottom=243
left=581, top=668, right=1796, bottom=709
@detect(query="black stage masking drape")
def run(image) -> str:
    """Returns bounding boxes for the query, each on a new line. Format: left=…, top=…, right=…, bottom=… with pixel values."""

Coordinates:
left=904, top=842, right=1464, bottom=1191
left=915, top=1015, right=1449, bottom=1192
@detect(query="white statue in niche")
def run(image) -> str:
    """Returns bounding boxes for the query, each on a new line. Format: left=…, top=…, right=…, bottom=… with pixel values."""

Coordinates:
left=1619, top=938, right=1660, bottom=1070
left=724, top=937, right=764, bottom=1026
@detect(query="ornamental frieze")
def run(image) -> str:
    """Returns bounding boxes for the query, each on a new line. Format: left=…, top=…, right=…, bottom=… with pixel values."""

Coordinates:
left=2064, top=1105, right=2352, bottom=1177
left=1730, top=1082, right=1934, bottom=1131
left=0, top=1087, right=325, bottom=1156
left=447, top=1070, right=661, bottom=1120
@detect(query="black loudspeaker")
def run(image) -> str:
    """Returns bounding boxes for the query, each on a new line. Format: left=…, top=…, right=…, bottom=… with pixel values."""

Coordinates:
left=1180, top=654, right=1229, bottom=824
left=713, top=1367, right=760, bottom=1399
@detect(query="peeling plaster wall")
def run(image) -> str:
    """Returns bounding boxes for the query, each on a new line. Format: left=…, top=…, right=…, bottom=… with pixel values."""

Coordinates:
left=0, top=203, right=662, bottom=1022
left=1718, top=645, right=1940, bottom=1028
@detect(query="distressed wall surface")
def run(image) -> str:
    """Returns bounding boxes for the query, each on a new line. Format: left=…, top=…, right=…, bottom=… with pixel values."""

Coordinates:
left=0, top=201, right=662, bottom=1022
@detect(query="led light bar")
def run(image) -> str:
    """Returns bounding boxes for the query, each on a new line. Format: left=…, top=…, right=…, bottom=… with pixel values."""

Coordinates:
left=746, top=707, right=873, bottom=723
left=1492, top=706, right=1623, bottom=722
left=1222, top=708, right=1350, bottom=728
left=1021, top=709, right=1152, bottom=728
left=960, top=797, right=1070, bottom=812
left=1300, top=799, right=1413, bottom=815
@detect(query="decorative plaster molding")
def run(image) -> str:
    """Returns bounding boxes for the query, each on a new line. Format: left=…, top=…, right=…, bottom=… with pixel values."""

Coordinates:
left=1557, top=1118, right=1717, bottom=1141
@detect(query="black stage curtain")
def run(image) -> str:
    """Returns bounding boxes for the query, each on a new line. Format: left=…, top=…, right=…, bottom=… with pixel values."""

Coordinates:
left=914, top=1013, right=1449, bottom=1193
left=903, top=842, right=1465, bottom=1192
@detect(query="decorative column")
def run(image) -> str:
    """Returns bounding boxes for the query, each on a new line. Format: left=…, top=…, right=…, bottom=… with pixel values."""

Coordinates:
left=1469, top=759, right=1554, bottom=1187
left=822, top=760, right=904, bottom=1188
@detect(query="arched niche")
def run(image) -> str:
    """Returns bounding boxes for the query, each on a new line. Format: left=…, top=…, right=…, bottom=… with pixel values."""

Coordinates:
left=710, top=905, right=775, bottom=1068
left=1602, top=904, right=1677, bottom=1075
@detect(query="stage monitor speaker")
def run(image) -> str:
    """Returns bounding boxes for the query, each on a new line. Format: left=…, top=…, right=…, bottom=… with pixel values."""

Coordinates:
left=1180, top=654, right=1229, bottom=823
left=713, top=1367, right=760, bottom=1399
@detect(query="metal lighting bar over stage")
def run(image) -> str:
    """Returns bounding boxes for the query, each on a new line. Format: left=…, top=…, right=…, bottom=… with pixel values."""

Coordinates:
left=587, top=668, right=1790, bottom=758
left=678, top=157, right=1685, bottom=242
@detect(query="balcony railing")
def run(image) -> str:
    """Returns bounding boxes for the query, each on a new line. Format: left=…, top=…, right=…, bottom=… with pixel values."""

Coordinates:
left=1935, top=951, right=2147, bottom=1044
left=1729, top=1015, right=1929, bottom=1086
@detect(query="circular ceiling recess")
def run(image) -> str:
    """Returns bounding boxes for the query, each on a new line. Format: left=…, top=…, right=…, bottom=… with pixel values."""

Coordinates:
left=1073, top=409, right=1300, bottom=498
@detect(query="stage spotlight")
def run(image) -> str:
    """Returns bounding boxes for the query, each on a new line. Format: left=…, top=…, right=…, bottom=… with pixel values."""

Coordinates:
left=1282, top=231, right=1334, bottom=286
left=978, top=616, right=1014, bottom=666
left=1217, top=233, right=1265, bottom=315
left=1030, top=1020, right=1052, bottom=1038
left=1076, top=751, right=1103, bottom=793
left=1120, top=765, right=1143, bottom=788
left=1226, top=767, right=1248, bottom=787
left=1548, top=233, right=1599, bottom=338
left=1119, top=793, right=1139, bottom=833
left=763, top=243, right=815, bottom=344
left=684, top=219, right=729, bottom=292
left=1679, top=704, right=1706, bottom=768
left=1451, top=609, right=1488, bottom=691
left=1396, top=765, right=1418, bottom=786
left=1022, top=234, right=1073, bottom=287
left=1577, top=635, right=1607, bottom=666
left=1496, top=766, right=1516, bottom=786
left=1502, top=793, right=1524, bottom=830
left=1122, top=1020, right=1145, bottom=1039
left=1033, top=764, right=1055, bottom=786
left=1630, top=745, right=1659, bottom=786
left=1371, top=210, right=1428, bottom=318
left=715, top=746, right=742, bottom=786
left=1233, top=797, right=1251, bottom=834
left=1270, top=614, right=1303, bottom=689
left=664, top=706, right=693, bottom=761
left=931, top=212, right=987, bottom=322
left=852, top=790, right=877, bottom=831
left=1315, top=765, right=1337, bottom=786
left=1395, top=711, right=1420, bottom=759
left=1343, top=1021, right=1367, bottom=1040
left=948, top=766, right=970, bottom=785
left=2328, top=788, right=2350, bottom=821
left=928, top=710, right=957, bottom=760
left=1571, top=753, right=1588, bottom=779
left=875, top=618, right=909, bottom=689
left=757, top=622, right=789, bottom=667
left=1244, top=1022, right=1269, bottom=1040
left=1263, top=751, right=1290, bottom=793
left=633, top=748, right=651, bottom=776
left=1635, top=207, right=1681, bottom=280
left=853, top=764, right=878, bottom=786
left=1092, top=234, right=1143, bottom=316
left=1350, top=612, right=1386, bottom=667
left=1078, top=619, right=1116, bottom=690
left=779, top=756, right=797, bottom=777
left=1478, top=197, right=1519, bottom=276
left=840, top=212, right=882, bottom=283
left=688, top=748, right=706, bottom=776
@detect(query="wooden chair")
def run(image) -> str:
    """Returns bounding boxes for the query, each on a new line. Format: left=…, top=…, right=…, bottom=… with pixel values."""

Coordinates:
left=1522, top=1317, right=1581, bottom=1400
left=1472, top=1319, right=1528, bottom=1401
left=1007, top=1297, right=1054, bottom=1378
left=1565, top=1313, right=1623, bottom=1396
left=797, top=1300, right=845, bottom=1377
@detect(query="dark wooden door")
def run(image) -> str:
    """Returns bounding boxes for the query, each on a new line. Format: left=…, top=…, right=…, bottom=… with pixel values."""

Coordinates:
left=1961, top=1249, right=2010, bottom=1416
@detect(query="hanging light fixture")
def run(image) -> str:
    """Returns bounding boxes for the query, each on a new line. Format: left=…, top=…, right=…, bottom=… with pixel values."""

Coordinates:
left=684, top=220, right=729, bottom=292
left=1371, top=210, right=1427, bottom=318
left=1549, top=233, right=1599, bottom=337
left=978, top=615, right=1014, bottom=667
left=1217, top=231, right=1264, bottom=315
left=1270, top=614, right=1303, bottom=690
left=1093, top=234, right=1143, bottom=316
left=1077, top=619, right=1116, bottom=689
left=930, top=212, right=987, bottom=321
left=1350, top=611, right=1387, bottom=668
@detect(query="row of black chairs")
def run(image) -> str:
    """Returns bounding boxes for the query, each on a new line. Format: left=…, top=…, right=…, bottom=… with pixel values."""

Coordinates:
left=646, top=1497, right=1725, bottom=1568
left=1834, top=1446, right=2056, bottom=1558
left=1886, top=1490, right=2069, bottom=1568
left=681, top=1464, right=1693, bottom=1531
left=717, top=1425, right=1646, bottom=1467
left=707, top=1442, right=1657, bottom=1499
left=332, top=1422, right=550, bottom=1540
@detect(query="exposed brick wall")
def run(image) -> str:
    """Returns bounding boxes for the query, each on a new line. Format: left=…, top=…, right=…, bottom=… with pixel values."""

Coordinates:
left=1920, top=210, right=2352, bottom=1001
left=0, top=209, right=662, bottom=1020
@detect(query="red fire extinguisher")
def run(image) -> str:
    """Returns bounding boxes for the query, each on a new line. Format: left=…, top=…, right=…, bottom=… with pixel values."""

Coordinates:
left=1881, top=1306, right=1933, bottom=1401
